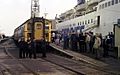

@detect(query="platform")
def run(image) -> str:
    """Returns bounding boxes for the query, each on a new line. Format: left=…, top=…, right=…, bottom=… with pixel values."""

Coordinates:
left=50, top=43, right=120, bottom=74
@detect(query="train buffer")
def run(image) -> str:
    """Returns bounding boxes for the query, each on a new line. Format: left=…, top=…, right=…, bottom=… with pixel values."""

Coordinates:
left=50, top=43, right=120, bottom=74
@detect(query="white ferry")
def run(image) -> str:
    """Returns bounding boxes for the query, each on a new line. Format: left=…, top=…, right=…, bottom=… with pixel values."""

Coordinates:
left=56, top=0, right=120, bottom=36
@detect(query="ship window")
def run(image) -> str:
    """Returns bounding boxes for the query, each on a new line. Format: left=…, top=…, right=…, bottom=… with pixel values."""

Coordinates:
left=115, top=0, right=118, bottom=4
left=82, top=21, right=84, bottom=25
left=88, top=20, right=90, bottom=24
left=73, top=24, right=75, bottom=26
left=105, top=2, right=107, bottom=7
left=112, top=0, right=114, bottom=5
left=102, top=4, right=104, bottom=9
left=85, top=20, right=87, bottom=25
left=108, top=1, right=111, bottom=6
left=80, top=22, right=81, bottom=25
left=78, top=22, right=79, bottom=25
left=99, top=5, right=102, bottom=9
left=91, top=19, right=93, bottom=23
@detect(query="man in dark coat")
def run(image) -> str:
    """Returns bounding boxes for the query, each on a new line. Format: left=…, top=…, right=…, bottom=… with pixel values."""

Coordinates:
left=63, top=33, right=69, bottom=49
left=70, top=31, right=78, bottom=51
left=29, top=40, right=36, bottom=59
left=40, top=37, right=47, bottom=58
left=18, top=38, right=25, bottom=58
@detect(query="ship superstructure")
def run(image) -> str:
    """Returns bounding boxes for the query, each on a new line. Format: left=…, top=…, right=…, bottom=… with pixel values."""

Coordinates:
left=56, top=0, right=120, bottom=36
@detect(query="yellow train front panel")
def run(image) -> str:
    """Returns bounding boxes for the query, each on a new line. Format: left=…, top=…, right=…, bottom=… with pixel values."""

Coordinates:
left=34, top=22, right=43, bottom=41
left=24, top=23, right=28, bottom=42
left=45, top=21, right=51, bottom=42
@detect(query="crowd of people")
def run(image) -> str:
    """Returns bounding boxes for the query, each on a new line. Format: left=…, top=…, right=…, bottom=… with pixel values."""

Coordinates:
left=52, top=31, right=114, bottom=59
left=15, top=36, right=46, bottom=59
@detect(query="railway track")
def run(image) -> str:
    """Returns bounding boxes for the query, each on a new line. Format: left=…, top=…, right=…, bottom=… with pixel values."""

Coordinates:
left=0, top=41, right=38, bottom=75
left=0, top=63, right=12, bottom=75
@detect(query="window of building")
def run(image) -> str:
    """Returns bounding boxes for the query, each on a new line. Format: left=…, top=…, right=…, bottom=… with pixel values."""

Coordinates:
left=102, top=4, right=104, bottom=9
left=115, top=0, right=118, bottom=4
left=112, top=0, right=114, bottom=5
left=105, top=2, right=107, bottom=7
left=108, top=1, right=111, bottom=6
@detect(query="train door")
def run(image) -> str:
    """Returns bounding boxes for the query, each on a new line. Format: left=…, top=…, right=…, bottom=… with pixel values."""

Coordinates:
left=34, top=22, right=43, bottom=41
left=45, top=21, right=51, bottom=43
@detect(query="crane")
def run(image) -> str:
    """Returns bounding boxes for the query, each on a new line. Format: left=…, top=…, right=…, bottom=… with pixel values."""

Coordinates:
left=31, top=0, right=40, bottom=18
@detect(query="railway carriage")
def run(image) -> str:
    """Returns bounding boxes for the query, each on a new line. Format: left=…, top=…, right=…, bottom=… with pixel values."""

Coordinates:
left=13, top=17, right=51, bottom=52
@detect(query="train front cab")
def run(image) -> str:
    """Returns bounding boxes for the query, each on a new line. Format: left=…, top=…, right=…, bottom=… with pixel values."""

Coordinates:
left=34, top=19, right=51, bottom=53
left=34, top=19, right=44, bottom=53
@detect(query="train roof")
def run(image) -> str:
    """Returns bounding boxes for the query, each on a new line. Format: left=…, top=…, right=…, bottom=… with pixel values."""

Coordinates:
left=14, top=17, right=51, bottom=31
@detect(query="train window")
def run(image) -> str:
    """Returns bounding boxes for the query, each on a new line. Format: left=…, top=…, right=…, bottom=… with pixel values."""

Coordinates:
left=45, top=26, right=49, bottom=29
left=36, top=24, right=42, bottom=29
left=46, top=22, right=49, bottom=25
left=27, top=24, right=31, bottom=30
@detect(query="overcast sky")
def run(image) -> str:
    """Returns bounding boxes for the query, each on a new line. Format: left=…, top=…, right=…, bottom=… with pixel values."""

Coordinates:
left=0, top=0, right=76, bottom=36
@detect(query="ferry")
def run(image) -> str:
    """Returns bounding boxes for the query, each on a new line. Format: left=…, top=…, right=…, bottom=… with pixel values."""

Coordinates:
left=56, top=0, right=120, bottom=36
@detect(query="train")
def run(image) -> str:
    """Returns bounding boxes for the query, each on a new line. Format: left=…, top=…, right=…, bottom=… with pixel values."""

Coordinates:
left=13, top=17, right=52, bottom=52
